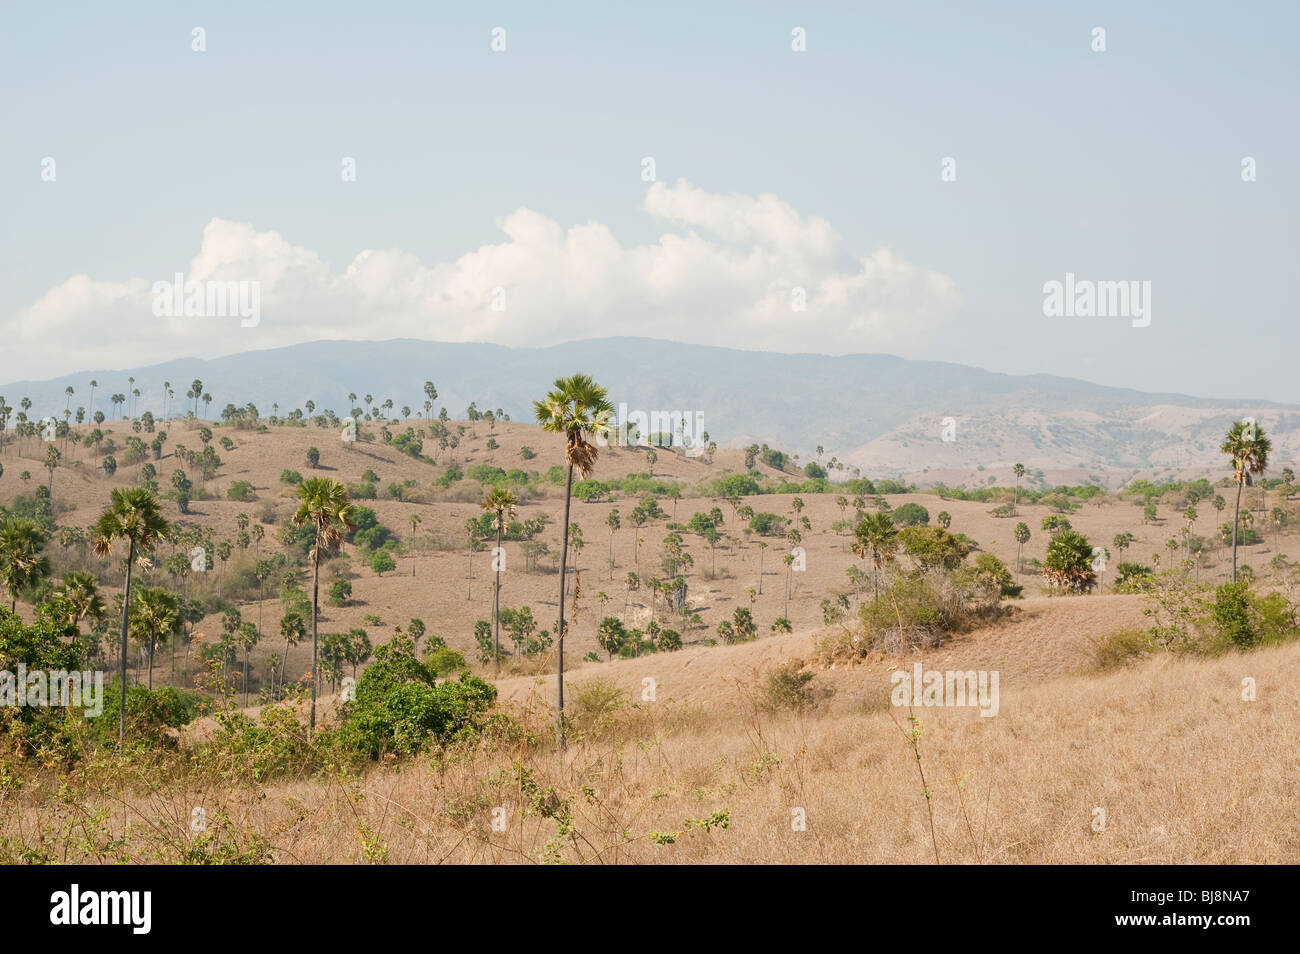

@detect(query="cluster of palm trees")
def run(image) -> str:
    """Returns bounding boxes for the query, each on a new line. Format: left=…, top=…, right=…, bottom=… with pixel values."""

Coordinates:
left=4, top=358, right=1283, bottom=756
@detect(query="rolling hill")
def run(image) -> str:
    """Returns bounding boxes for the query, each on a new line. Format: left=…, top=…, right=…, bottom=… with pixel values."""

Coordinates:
left=4, top=336, right=1299, bottom=484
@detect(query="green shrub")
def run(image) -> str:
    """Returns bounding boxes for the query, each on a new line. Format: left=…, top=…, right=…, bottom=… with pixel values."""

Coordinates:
left=747, top=512, right=788, bottom=536
left=1095, top=628, right=1156, bottom=670
left=759, top=662, right=825, bottom=711
left=1113, top=562, right=1154, bottom=593
left=1042, top=529, right=1096, bottom=592
left=890, top=502, right=930, bottom=526
left=898, top=525, right=968, bottom=570
left=226, top=480, right=257, bottom=501
left=656, top=628, right=683, bottom=651
left=570, top=677, right=627, bottom=731
left=1210, top=580, right=1257, bottom=649
left=327, top=578, right=352, bottom=607
left=854, top=566, right=1005, bottom=654
left=370, top=550, right=396, bottom=576
left=333, top=638, right=497, bottom=760
left=424, top=646, right=469, bottom=677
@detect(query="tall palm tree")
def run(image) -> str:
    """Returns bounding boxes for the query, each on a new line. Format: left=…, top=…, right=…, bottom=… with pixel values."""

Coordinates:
left=852, top=512, right=898, bottom=598
left=481, top=487, right=518, bottom=671
left=129, top=586, right=179, bottom=690
left=44, top=444, right=60, bottom=497
left=533, top=374, right=613, bottom=746
left=279, top=609, right=306, bottom=691
left=606, top=508, right=620, bottom=579
left=408, top=513, right=422, bottom=577
left=1012, top=462, right=1025, bottom=513
left=1014, top=522, right=1031, bottom=574
left=92, top=487, right=170, bottom=741
left=0, top=517, right=50, bottom=611
left=292, top=477, right=354, bottom=732
left=1220, top=421, right=1271, bottom=581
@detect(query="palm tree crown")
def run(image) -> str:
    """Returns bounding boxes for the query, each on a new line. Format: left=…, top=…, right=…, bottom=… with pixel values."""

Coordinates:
left=0, top=517, right=50, bottom=611
left=1220, top=421, right=1271, bottom=488
left=92, top=487, right=170, bottom=560
left=293, top=477, right=354, bottom=554
left=533, top=374, right=614, bottom=477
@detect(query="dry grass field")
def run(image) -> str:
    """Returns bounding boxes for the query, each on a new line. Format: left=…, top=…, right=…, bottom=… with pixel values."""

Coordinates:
left=6, top=632, right=1294, bottom=864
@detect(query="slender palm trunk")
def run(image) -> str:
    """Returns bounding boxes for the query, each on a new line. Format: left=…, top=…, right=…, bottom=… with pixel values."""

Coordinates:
left=1232, top=478, right=1244, bottom=581
left=310, top=535, right=320, bottom=733
left=555, top=463, right=574, bottom=748
left=118, top=539, right=135, bottom=742
left=147, top=639, right=154, bottom=690
left=493, top=522, right=503, bottom=672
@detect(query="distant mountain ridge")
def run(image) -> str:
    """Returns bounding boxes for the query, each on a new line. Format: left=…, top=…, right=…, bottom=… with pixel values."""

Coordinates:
left=4, top=337, right=1299, bottom=477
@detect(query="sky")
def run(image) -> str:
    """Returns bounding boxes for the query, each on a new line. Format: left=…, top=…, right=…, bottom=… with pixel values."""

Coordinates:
left=1, top=1, right=1297, bottom=400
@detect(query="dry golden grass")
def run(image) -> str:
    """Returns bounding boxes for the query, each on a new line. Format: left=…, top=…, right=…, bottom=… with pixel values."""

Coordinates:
left=7, top=636, right=1296, bottom=864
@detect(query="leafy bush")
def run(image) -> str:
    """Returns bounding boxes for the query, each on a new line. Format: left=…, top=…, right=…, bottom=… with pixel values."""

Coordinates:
left=1210, top=580, right=1257, bottom=649
left=852, top=565, right=1005, bottom=655
left=280, top=469, right=303, bottom=485
left=227, top=481, right=257, bottom=501
left=747, top=512, right=788, bottom=536
left=1042, top=529, right=1096, bottom=593
left=569, top=678, right=627, bottom=733
left=1113, top=562, right=1154, bottom=593
left=759, top=662, right=825, bottom=712
left=656, top=628, right=683, bottom=651
left=957, top=553, right=1021, bottom=599
left=1095, top=628, right=1156, bottom=670
left=898, top=526, right=968, bottom=570
left=333, top=638, right=497, bottom=759
left=424, top=645, right=469, bottom=677
left=890, top=502, right=930, bottom=526
left=327, top=578, right=352, bottom=607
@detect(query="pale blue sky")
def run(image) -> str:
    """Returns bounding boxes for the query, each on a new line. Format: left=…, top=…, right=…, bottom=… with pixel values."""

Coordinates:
left=2, top=1, right=1296, bottom=399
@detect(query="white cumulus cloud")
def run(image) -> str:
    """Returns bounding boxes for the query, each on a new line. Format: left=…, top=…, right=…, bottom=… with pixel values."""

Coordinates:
left=0, top=179, right=961, bottom=381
